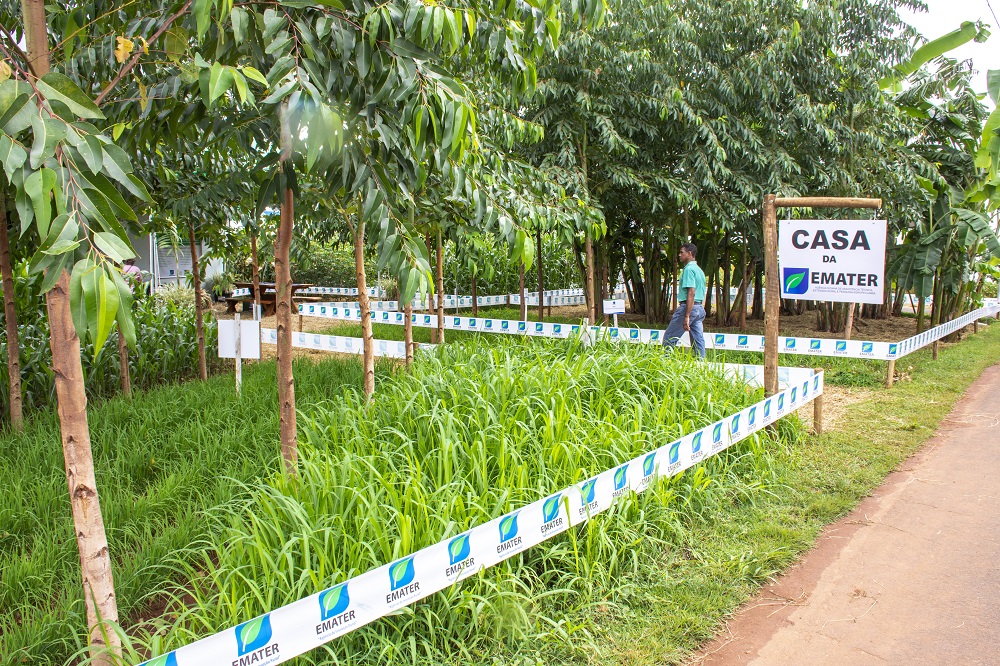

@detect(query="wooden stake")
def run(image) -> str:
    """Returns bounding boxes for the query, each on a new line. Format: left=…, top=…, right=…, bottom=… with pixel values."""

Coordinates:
left=813, top=369, right=824, bottom=435
left=763, top=194, right=779, bottom=397
left=886, top=359, right=895, bottom=388
left=932, top=340, right=939, bottom=360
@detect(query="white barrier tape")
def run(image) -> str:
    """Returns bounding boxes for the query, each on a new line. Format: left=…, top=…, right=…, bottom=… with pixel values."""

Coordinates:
left=892, top=303, right=1000, bottom=359
left=260, top=328, right=435, bottom=359
left=138, top=365, right=822, bottom=666
left=299, top=302, right=1000, bottom=361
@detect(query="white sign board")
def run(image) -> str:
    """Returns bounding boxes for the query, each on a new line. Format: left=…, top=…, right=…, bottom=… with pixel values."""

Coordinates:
left=603, top=299, right=626, bottom=314
left=218, top=320, right=261, bottom=359
left=779, top=219, right=887, bottom=305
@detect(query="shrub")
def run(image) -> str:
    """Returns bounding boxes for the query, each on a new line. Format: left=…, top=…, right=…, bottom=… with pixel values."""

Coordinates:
left=0, top=262, right=221, bottom=426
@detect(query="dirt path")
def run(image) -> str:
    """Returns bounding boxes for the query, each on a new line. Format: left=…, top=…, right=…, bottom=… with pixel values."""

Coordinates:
left=692, top=363, right=1000, bottom=666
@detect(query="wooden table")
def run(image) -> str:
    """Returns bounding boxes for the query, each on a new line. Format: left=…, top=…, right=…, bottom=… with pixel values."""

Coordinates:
left=228, top=282, right=315, bottom=317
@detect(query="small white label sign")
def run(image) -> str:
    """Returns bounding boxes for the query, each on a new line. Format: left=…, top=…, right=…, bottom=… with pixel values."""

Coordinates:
left=218, top=320, right=261, bottom=359
left=779, top=219, right=887, bottom=305
left=603, top=299, right=626, bottom=314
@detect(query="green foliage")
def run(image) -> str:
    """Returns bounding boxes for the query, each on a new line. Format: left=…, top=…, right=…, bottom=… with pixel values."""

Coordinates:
left=0, top=357, right=365, bottom=664
left=115, top=340, right=796, bottom=665
left=0, top=263, right=221, bottom=425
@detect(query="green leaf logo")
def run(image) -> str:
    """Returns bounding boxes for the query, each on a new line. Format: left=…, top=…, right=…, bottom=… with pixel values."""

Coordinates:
left=240, top=617, right=263, bottom=648
left=449, top=534, right=469, bottom=561
left=389, top=557, right=414, bottom=590
left=785, top=272, right=804, bottom=291
left=499, top=513, right=519, bottom=542
left=323, top=585, right=346, bottom=613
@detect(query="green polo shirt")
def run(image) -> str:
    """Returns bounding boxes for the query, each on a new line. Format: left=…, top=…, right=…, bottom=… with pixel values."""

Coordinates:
left=679, top=260, right=706, bottom=304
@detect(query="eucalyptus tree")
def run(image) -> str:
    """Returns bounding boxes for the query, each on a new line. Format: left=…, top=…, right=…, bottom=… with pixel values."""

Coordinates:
left=0, top=1, right=184, bottom=659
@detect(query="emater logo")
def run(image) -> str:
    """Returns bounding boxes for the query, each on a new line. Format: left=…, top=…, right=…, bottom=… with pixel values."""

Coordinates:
left=234, top=614, right=279, bottom=666
left=783, top=268, right=809, bottom=295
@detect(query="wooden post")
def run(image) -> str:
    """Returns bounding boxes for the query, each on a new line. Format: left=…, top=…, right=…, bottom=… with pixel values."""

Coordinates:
left=813, top=368, right=824, bottom=435
left=932, top=340, right=939, bottom=360
left=763, top=194, right=779, bottom=397
left=886, top=359, right=895, bottom=388
left=234, top=305, right=243, bottom=394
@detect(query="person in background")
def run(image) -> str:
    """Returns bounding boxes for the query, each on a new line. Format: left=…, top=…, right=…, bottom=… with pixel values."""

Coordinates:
left=662, top=242, right=707, bottom=357
left=121, top=258, right=143, bottom=292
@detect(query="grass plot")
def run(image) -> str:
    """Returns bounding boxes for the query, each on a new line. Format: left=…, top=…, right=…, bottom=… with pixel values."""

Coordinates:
left=120, top=340, right=798, bottom=665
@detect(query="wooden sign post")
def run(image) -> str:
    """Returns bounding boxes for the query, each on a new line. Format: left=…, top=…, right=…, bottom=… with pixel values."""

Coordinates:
left=763, top=196, right=883, bottom=396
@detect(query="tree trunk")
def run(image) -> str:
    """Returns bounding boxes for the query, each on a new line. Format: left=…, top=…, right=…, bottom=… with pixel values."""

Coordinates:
left=471, top=272, right=478, bottom=317
left=722, top=239, right=732, bottom=324
left=752, top=265, right=763, bottom=319
left=536, top=228, right=544, bottom=321
left=436, top=229, right=445, bottom=344
left=23, top=4, right=121, bottom=659
left=519, top=260, right=527, bottom=321
left=0, top=191, right=23, bottom=430
left=353, top=220, right=374, bottom=397
left=585, top=232, right=596, bottom=321
left=404, top=299, right=414, bottom=366
left=116, top=331, right=131, bottom=397
left=251, top=232, right=261, bottom=315
left=49, top=273, right=122, bottom=660
left=625, top=241, right=645, bottom=314
left=917, top=295, right=926, bottom=333
left=187, top=225, right=207, bottom=381
left=425, top=235, right=437, bottom=343
left=275, top=165, right=297, bottom=474
left=844, top=303, right=856, bottom=340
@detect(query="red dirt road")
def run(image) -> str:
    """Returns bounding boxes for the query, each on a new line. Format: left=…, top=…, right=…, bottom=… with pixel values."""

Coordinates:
left=693, top=364, right=1000, bottom=665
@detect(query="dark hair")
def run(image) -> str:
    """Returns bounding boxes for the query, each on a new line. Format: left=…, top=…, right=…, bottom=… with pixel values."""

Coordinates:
left=680, top=243, right=697, bottom=258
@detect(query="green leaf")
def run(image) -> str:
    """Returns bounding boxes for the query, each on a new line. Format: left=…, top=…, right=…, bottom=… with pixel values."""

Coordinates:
left=101, top=144, right=149, bottom=200
left=29, top=115, right=67, bottom=169
left=24, top=167, right=57, bottom=237
left=208, top=62, right=234, bottom=106
left=82, top=253, right=99, bottom=343
left=0, top=134, right=27, bottom=182
left=88, top=172, right=138, bottom=221
left=880, top=22, right=981, bottom=88
left=164, top=24, right=190, bottom=63
left=242, top=66, right=269, bottom=87
left=37, top=73, right=105, bottom=120
left=322, top=585, right=345, bottom=613
left=784, top=271, right=805, bottom=291
left=0, top=81, right=32, bottom=133
left=38, top=253, right=68, bottom=293
left=111, top=268, right=136, bottom=348
left=232, top=70, right=250, bottom=105
left=195, top=0, right=213, bottom=37
left=231, top=6, right=249, bottom=43
left=94, top=267, right=120, bottom=358
left=70, top=258, right=93, bottom=340
left=94, top=231, right=136, bottom=262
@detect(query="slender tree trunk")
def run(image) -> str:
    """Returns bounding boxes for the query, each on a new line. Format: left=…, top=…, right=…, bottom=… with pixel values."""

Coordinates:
left=116, top=332, right=131, bottom=397
left=471, top=272, right=478, bottom=317
left=671, top=241, right=678, bottom=311
left=917, top=295, right=926, bottom=333
left=625, top=241, right=645, bottom=314
left=187, top=225, right=207, bottom=381
left=0, top=191, right=23, bottom=430
left=49, top=273, right=122, bottom=659
left=844, top=303, right=856, bottom=340
left=722, top=239, right=732, bottom=324
left=519, top=260, right=527, bottom=321
left=752, top=265, right=763, bottom=319
left=425, top=235, right=437, bottom=343
left=436, top=229, right=444, bottom=344
left=536, top=228, right=544, bottom=321
left=404, top=299, right=414, bottom=366
left=275, top=125, right=297, bottom=473
left=251, top=233, right=261, bottom=314
left=23, top=5, right=120, bottom=658
left=353, top=220, right=374, bottom=397
left=585, top=232, right=596, bottom=321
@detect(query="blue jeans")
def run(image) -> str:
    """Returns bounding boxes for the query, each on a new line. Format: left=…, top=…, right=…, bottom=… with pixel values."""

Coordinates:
left=662, top=304, right=706, bottom=357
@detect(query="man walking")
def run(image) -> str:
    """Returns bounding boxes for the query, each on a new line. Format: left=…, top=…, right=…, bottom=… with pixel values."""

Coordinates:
left=663, top=242, right=707, bottom=357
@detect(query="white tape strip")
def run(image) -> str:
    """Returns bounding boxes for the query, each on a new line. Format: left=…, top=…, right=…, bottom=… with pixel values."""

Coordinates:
left=298, top=303, right=1000, bottom=361
left=139, top=366, right=823, bottom=666
left=260, top=328, right=434, bottom=359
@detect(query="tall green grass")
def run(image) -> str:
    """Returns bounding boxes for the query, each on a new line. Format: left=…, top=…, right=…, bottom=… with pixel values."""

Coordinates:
left=0, top=358, right=366, bottom=666
left=119, top=339, right=800, bottom=665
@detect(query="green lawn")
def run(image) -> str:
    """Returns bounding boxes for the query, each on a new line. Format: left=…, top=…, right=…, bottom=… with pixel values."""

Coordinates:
left=1, top=321, right=996, bottom=666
